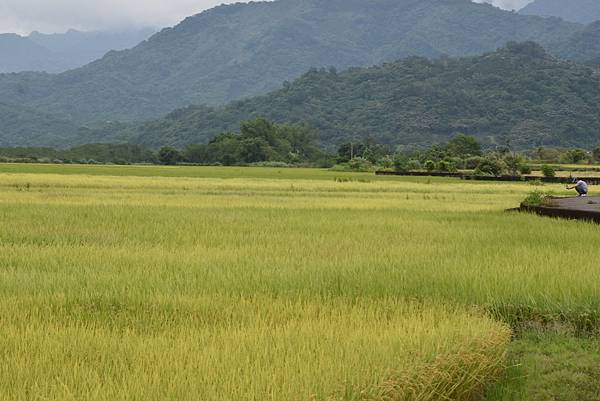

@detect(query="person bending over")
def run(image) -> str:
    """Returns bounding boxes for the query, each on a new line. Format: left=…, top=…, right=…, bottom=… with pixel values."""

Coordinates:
left=566, top=178, right=588, bottom=197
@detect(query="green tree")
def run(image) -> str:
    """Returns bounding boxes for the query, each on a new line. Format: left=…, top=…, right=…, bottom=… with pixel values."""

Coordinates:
left=158, top=147, right=182, bottom=165
left=424, top=160, right=436, bottom=172
left=446, top=134, right=482, bottom=158
left=238, top=137, right=272, bottom=163
left=393, top=154, right=409, bottom=173
left=348, top=157, right=373, bottom=172
left=337, top=143, right=367, bottom=163
left=474, top=157, right=505, bottom=176
left=184, top=144, right=209, bottom=164
left=504, top=154, right=525, bottom=176
left=562, top=149, right=588, bottom=164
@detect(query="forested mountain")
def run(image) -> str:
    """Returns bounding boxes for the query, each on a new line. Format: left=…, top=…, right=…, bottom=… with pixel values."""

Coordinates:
left=0, top=103, right=80, bottom=146
left=520, top=0, right=600, bottom=24
left=0, top=29, right=154, bottom=73
left=553, top=21, right=600, bottom=62
left=134, top=42, right=600, bottom=150
left=0, top=0, right=587, bottom=126
left=0, top=100, right=136, bottom=148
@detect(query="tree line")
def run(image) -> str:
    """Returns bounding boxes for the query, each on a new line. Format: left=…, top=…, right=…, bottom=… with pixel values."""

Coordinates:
left=1, top=118, right=600, bottom=177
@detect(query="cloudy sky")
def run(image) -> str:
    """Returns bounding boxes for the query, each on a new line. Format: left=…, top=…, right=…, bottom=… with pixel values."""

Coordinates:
left=1, top=0, right=534, bottom=35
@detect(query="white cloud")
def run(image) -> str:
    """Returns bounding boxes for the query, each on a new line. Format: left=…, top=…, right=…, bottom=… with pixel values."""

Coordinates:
left=0, top=0, right=242, bottom=34
left=477, top=0, right=534, bottom=11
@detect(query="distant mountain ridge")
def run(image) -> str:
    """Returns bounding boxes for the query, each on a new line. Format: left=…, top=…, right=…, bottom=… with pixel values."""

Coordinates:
left=520, top=0, right=600, bottom=24
left=3, top=0, right=600, bottom=149
left=133, top=42, right=600, bottom=150
left=0, top=28, right=154, bottom=73
left=0, top=0, right=587, bottom=125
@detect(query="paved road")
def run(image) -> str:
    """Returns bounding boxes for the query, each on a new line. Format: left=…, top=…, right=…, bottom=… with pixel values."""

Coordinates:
left=550, top=197, right=600, bottom=212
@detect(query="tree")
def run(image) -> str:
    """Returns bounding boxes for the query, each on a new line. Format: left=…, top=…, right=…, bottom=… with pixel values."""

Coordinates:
left=184, top=144, right=209, bottom=164
left=504, top=154, right=525, bottom=176
left=593, top=147, right=600, bottom=162
left=446, top=134, right=482, bottom=157
left=337, top=143, right=366, bottom=163
left=424, top=160, right=436, bottom=172
left=185, top=119, right=322, bottom=166
left=393, top=153, right=409, bottom=172
left=465, top=156, right=484, bottom=170
left=238, top=137, right=272, bottom=163
left=348, top=157, right=373, bottom=172
left=562, top=149, right=587, bottom=164
left=474, top=157, right=505, bottom=176
left=158, top=147, right=182, bottom=165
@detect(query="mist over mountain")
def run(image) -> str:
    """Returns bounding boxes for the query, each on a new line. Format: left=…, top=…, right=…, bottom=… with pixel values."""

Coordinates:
left=0, top=0, right=585, bottom=125
left=0, top=28, right=154, bottom=73
left=134, top=42, right=600, bottom=150
left=0, top=34, right=55, bottom=73
left=520, top=0, right=600, bottom=24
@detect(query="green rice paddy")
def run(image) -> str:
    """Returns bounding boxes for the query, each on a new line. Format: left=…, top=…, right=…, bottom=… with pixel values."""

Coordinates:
left=0, top=165, right=597, bottom=400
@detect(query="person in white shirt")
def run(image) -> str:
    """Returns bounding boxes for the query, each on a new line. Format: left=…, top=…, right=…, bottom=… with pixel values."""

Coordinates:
left=566, top=178, right=588, bottom=197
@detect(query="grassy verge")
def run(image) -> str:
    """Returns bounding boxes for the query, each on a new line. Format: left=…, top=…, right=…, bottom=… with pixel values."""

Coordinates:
left=486, top=332, right=600, bottom=401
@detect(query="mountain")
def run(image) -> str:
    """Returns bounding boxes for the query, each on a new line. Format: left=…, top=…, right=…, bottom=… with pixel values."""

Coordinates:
left=133, top=42, right=600, bottom=150
left=553, top=21, right=600, bottom=62
left=0, top=0, right=585, bottom=126
left=0, top=28, right=154, bottom=73
left=0, top=34, right=56, bottom=73
left=520, top=0, right=600, bottom=24
left=0, top=102, right=80, bottom=147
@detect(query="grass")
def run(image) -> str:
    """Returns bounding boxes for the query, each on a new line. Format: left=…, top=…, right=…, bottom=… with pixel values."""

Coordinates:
left=0, top=164, right=598, bottom=400
left=1, top=299, right=509, bottom=401
left=486, top=331, right=600, bottom=401
left=0, top=163, right=385, bottom=181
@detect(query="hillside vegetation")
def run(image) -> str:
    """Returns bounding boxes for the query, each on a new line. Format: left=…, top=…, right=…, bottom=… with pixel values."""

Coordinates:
left=135, top=42, right=600, bottom=149
left=0, top=102, right=80, bottom=146
left=0, top=0, right=586, bottom=125
left=0, top=29, right=154, bottom=73
left=520, top=0, right=600, bottom=24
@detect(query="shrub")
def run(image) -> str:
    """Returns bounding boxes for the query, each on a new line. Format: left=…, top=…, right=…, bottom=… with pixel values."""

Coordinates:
left=519, top=164, right=532, bottom=175
left=523, top=191, right=553, bottom=207
left=314, top=156, right=336, bottom=169
left=437, top=160, right=457, bottom=173
left=465, top=156, right=484, bottom=170
left=407, top=159, right=422, bottom=171
left=348, top=157, right=373, bottom=172
left=503, top=154, right=525, bottom=176
left=541, top=164, right=556, bottom=178
left=378, top=155, right=394, bottom=169
left=250, top=161, right=290, bottom=168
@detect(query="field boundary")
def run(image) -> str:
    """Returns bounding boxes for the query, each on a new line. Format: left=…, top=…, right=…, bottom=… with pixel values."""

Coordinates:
left=375, top=171, right=600, bottom=185
left=518, top=197, right=600, bottom=224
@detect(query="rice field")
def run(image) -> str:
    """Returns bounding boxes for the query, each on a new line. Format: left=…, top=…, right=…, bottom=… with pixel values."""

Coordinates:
left=0, top=164, right=598, bottom=400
